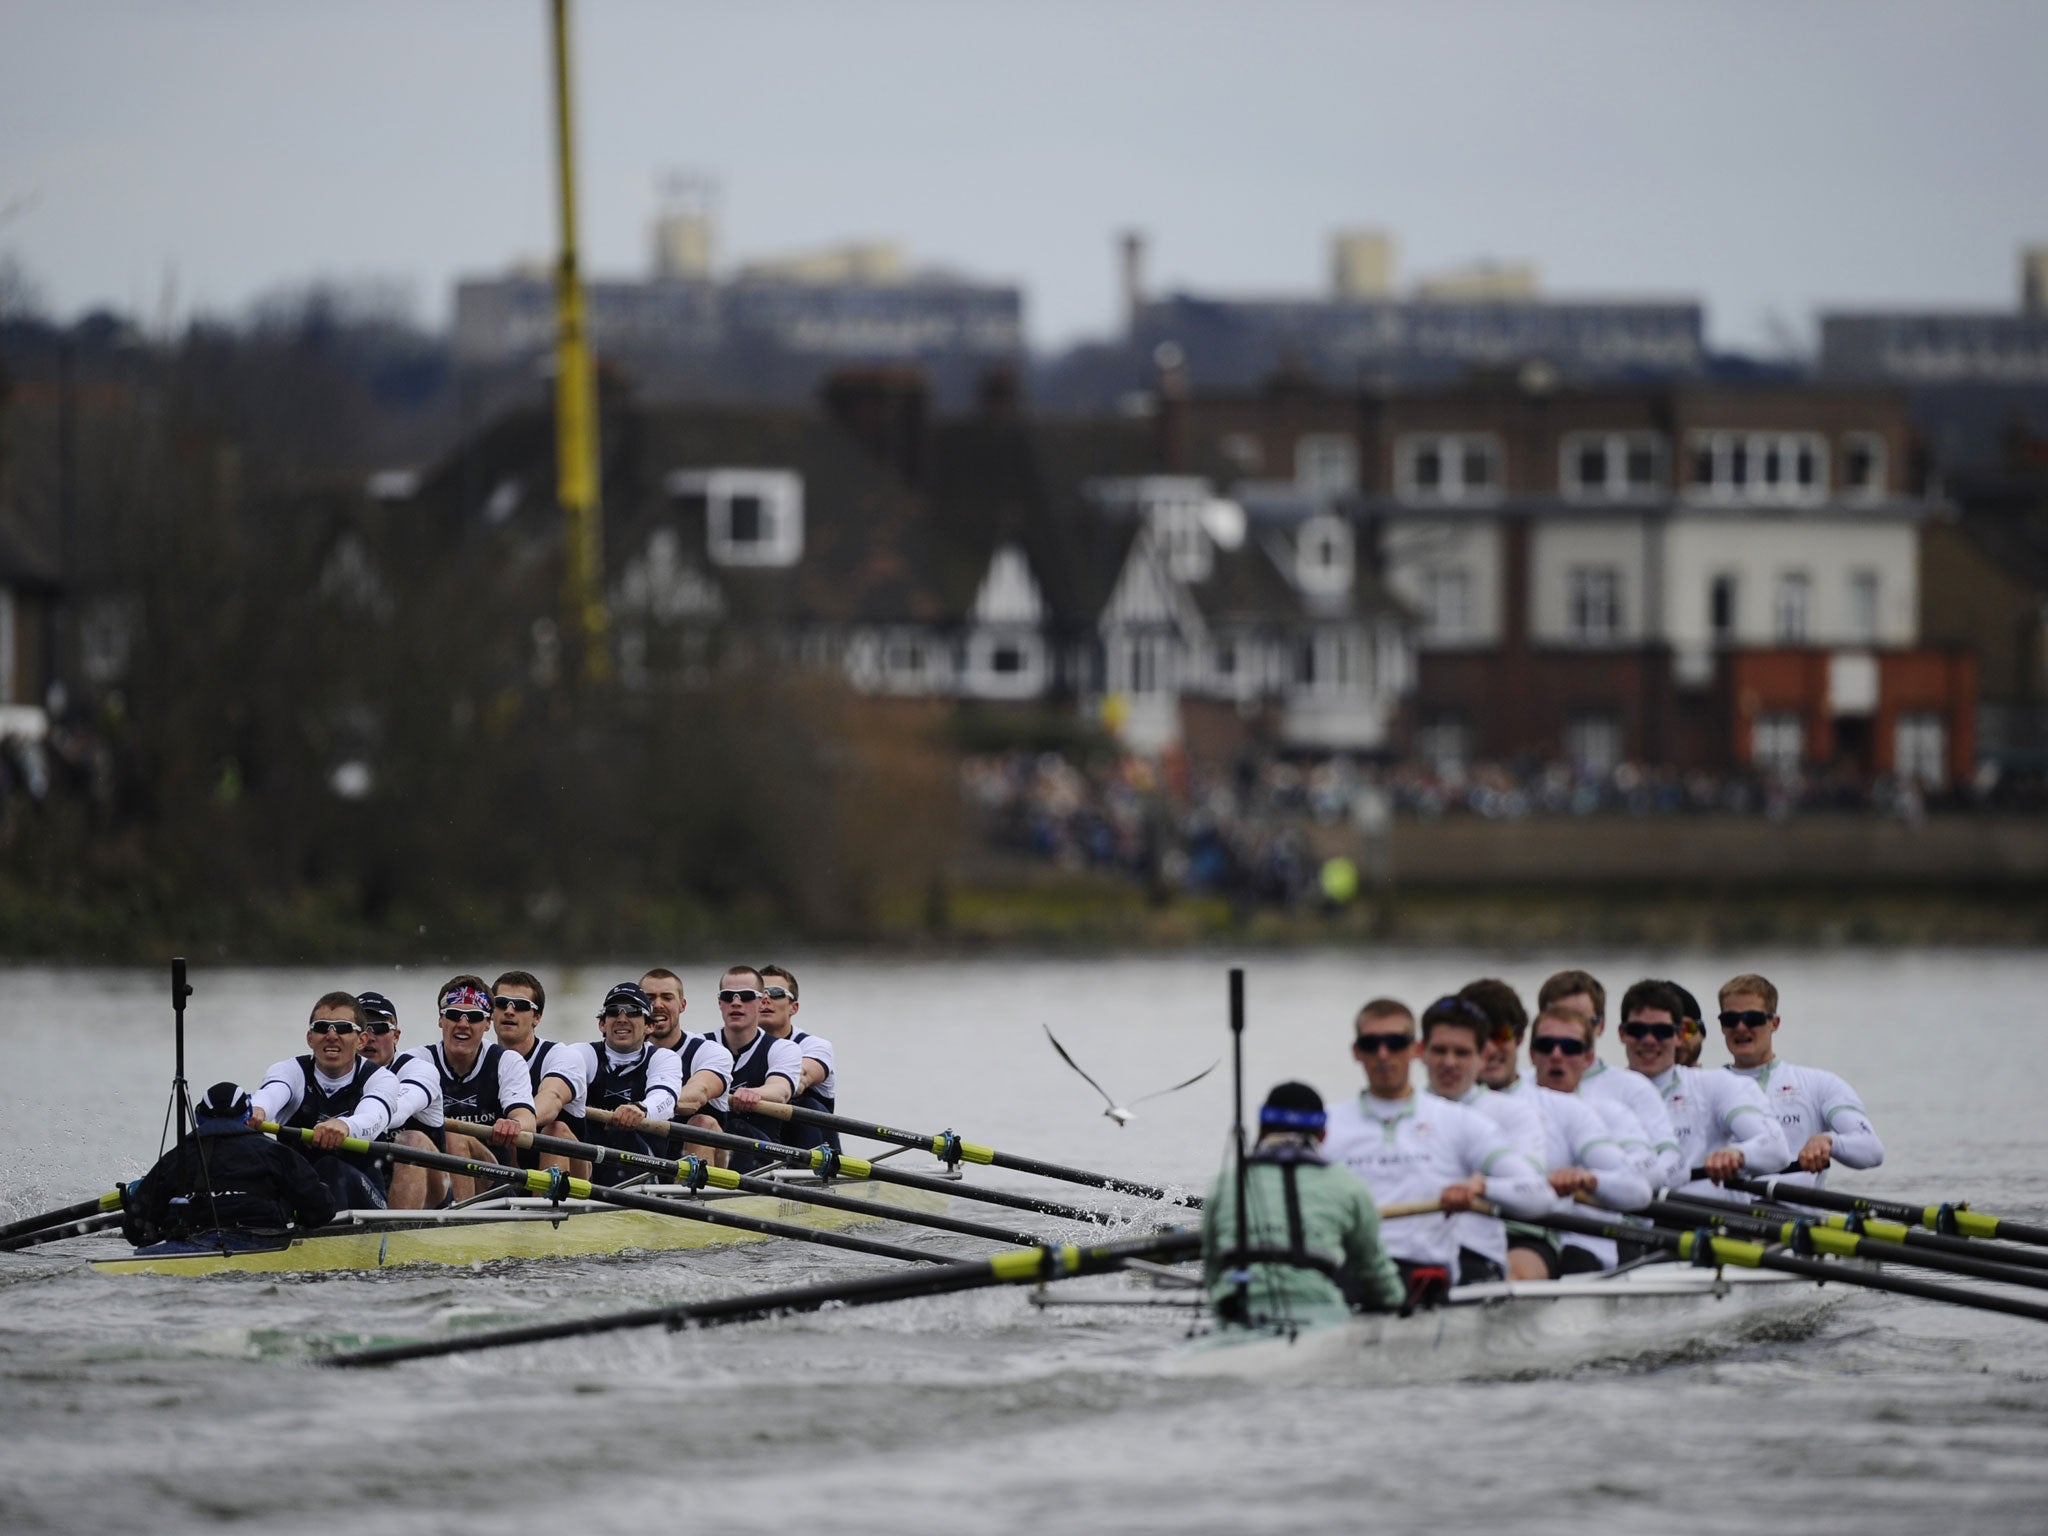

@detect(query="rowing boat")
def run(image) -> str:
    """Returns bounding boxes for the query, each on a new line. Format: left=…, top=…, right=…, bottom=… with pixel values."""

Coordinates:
left=1165, top=1262, right=1848, bottom=1385
left=91, top=1177, right=951, bottom=1277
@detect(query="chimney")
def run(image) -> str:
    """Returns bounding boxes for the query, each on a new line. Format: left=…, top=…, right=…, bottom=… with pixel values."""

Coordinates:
left=821, top=367, right=930, bottom=486
left=2024, top=245, right=2048, bottom=316
left=1120, top=230, right=1146, bottom=336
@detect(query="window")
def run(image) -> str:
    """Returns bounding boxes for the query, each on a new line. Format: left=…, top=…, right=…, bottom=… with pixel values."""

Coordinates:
left=1752, top=710, right=1805, bottom=772
left=1709, top=573, right=1739, bottom=644
left=1397, top=434, right=1502, bottom=502
left=1568, top=566, right=1623, bottom=643
left=1848, top=570, right=1880, bottom=643
left=1775, top=572, right=1812, bottom=643
left=1561, top=433, right=1666, bottom=500
left=1686, top=433, right=1829, bottom=504
left=1295, top=515, right=1354, bottom=595
left=1565, top=712, right=1623, bottom=774
left=1843, top=433, right=1886, bottom=499
left=1423, top=568, right=1472, bottom=642
left=1894, top=712, right=1947, bottom=787
left=990, top=643, right=1024, bottom=675
left=667, top=469, right=805, bottom=568
left=1295, top=433, right=1359, bottom=495
left=728, top=495, right=763, bottom=544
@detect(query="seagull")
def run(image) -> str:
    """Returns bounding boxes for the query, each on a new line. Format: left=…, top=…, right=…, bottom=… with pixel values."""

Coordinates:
left=1043, top=1025, right=1220, bottom=1126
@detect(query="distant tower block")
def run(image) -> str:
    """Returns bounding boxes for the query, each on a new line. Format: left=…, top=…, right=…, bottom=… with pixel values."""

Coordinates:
left=652, top=170, right=717, bottom=280
left=1120, top=230, right=1147, bottom=335
left=1331, top=229, right=1396, bottom=300
left=2024, top=246, right=2048, bottom=316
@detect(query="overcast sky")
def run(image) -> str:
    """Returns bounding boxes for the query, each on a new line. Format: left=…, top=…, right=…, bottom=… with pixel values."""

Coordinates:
left=2, top=0, right=2043, bottom=353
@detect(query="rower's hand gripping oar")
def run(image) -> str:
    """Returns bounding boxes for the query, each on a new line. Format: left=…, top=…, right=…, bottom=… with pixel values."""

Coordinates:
left=740, top=1100, right=1204, bottom=1208
left=581, top=1106, right=1123, bottom=1225
left=441, top=1118, right=1053, bottom=1249
left=259, top=1124, right=944, bottom=1266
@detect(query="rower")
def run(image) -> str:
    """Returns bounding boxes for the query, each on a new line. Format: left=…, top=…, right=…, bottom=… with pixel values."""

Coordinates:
left=1717, top=971, right=1883, bottom=1187
left=489, top=970, right=584, bottom=1172
left=569, top=982, right=685, bottom=1185
left=1203, top=1081, right=1405, bottom=1326
left=1322, top=998, right=1554, bottom=1300
left=1539, top=968, right=1684, bottom=1190
left=758, top=963, right=839, bottom=1153
left=642, top=967, right=689, bottom=1052
left=1526, top=1004, right=1655, bottom=1272
left=637, top=965, right=727, bottom=1158
left=251, top=992, right=404, bottom=1210
left=121, top=1083, right=337, bottom=1250
left=353, top=989, right=442, bottom=1210
left=1619, top=978, right=1788, bottom=1196
left=1671, top=982, right=1709, bottom=1068
left=423, top=975, right=538, bottom=1200
left=706, top=965, right=802, bottom=1174
left=1417, top=993, right=1549, bottom=1284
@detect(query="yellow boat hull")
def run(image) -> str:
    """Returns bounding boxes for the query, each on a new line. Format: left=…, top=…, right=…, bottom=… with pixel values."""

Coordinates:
left=91, top=1180, right=949, bottom=1277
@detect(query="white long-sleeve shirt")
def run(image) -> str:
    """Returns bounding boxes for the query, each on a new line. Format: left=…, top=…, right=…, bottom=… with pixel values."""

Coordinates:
left=1441, top=1084, right=1552, bottom=1272
left=566, top=1041, right=683, bottom=1121
left=1647, top=1064, right=1790, bottom=1197
left=1726, top=1058, right=1883, bottom=1189
left=253, top=1058, right=400, bottom=1141
left=1323, top=1090, right=1555, bottom=1273
left=1535, top=1084, right=1654, bottom=1269
left=384, top=1050, right=444, bottom=1131
left=1581, top=1057, right=1685, bottom=1189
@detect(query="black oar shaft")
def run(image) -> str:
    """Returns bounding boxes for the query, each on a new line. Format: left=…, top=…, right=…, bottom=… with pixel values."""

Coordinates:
left=0, top=1190, right=123, bottom=1245
left=752, top=1102, right=1199, bottom=1207
left=441, top=1120, right=1045, bottom=1248
left=0, top=1211, right=126, bottom=1253
left=584, top=1108, right=1115, bottom=1226
left=1660, top=1190, right=2048, bottom=1273
left=325, top=1227, right=1203, bottom=1367
left=1730, top=1174, right=2048, bottom=1249
left=264, top=1126, right=940, bottom=1266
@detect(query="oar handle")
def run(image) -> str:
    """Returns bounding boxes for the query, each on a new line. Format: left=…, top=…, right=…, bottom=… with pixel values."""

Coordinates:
left=1376, top=1201, right=1447, bottom=1220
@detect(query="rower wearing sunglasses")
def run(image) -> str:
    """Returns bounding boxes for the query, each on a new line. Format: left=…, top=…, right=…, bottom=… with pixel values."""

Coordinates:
left=251, top=992, right=405, bottom=1210
left=756, top=964, right=839, bottom=1153
left=488, top=971, right=585, bottom=1164
left=706, top=965, right=802, bottom=1174
left=1523, top=1004, right=1656, bottom=1272
left=352, top=990, right=442, bottom=1209
left=1716, top=972, right=1883, bottom=1188
left=1322, top=997, right=1554, bottom=1300
left=566, top=982, right=694, bottom=1184
left=1620, top=978, right=1788, bottom=1198
left=424, top=975, right=539, bottom=1201
left=1540, top=969, right=1685, bottom=1191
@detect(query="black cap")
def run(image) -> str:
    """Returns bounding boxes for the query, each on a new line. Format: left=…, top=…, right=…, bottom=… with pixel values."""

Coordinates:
left=196, top=1082, right=252, bottom=1121
left=1666, top=982, right=1703, bottom=1025
left=1258, top=1080, right=1326, bottom=1132
left=600, top=981, right=652, bottom=1018
left=357, top=990, right=397, bottom=1021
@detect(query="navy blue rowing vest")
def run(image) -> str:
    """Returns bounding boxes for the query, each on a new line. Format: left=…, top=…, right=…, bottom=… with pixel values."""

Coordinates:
left=784, top=1029, right=840, bottom=1153
left=583, top=1041, right=658, bottom=1183
left=711, top=1028, right=793, bottom=1170
left=285, top=1055, right=379, bottom=1131
left=430, top=1042, right=517, bottom=1123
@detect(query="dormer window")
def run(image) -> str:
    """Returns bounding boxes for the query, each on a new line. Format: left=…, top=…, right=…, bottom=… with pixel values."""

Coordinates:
left=1561, top=432, right=1666, bottom=500
left=1295, top=514, right=1354, bottom=596
left=665, top=468, right=804, bottom=567
left=1396, top=434, right=1502, bottom=503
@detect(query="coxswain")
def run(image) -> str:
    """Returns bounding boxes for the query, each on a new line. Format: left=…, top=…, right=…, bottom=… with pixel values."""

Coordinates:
left=1670, top=982, right=1709, bottom=1068
left=1417, top=993, right=1550, bottom=1284
left=1717, top=971, right=1883, bottom=1187
left=251, top=992, right=404, bottom=1210
left=757, top=964, right=839, bottom=1153
left=1619, top=978, right=1788, bottom=1195
left=489, top=970, right=584, bottom=1169
left=121, top=1082, right=336, bottom=1251
left=353, top=989, right=442, bottom=1210
left=1321, top=998, right=1554, bottom=1301
left=1203, top=1081, right=1405, bottom=1327
left=1539, top=968, right=1685, bottom=1190
left=1526, top=1004, right=1656, bottom=1272
left=569, top=982, right=685, bottom=1185
left=705, top=965, right=802, bottom=1174
left=423, top=975, right=539, bottom=1200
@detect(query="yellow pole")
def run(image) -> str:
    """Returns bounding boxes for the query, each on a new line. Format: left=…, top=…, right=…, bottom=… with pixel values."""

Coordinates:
left=550, top=0, right=607, bottom=682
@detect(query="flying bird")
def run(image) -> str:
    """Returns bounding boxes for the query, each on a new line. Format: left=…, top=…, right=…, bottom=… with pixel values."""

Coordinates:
left=1043, top=1025, right=1219, bottom=1126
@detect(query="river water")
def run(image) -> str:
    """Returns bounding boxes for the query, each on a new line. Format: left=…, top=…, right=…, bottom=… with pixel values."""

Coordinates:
left=2, top=950, right=2045, bottom=1534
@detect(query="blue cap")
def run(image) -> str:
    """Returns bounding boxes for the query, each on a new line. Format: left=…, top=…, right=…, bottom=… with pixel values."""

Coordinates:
left=600, top=981, right=652, bottom=1019
left=196, top=1082, right=252, bottom=1121
left=357, top=990, right=397, bottom=1022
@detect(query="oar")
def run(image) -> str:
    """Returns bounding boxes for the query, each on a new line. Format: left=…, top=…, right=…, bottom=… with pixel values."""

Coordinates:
left=441, top=1119, right=1051, bottom=1248
left=1723, top=1172, right=2048, bottom=1249
left=1645, top=1194, right=2048, bottom=1294
left=0, top=1211, right=128, bottom=1253
left=582, top=1107, right=1118, bottom=1226
left=260, top=1124, right=943, bottom=1266
left=1522, top=1204, right=2048, bottom=1324
left=746, top=1101, right=1201, bottom=1207
left=324, top=1225, right=1202, bottom=1367
left=0, top=1190, right=125, bottom=1245
left=1663, top=1189, right=2048, bottom=1276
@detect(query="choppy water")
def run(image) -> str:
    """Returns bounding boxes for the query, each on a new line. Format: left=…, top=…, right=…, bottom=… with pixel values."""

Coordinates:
left=2, top=950, right=2046, bottom=1534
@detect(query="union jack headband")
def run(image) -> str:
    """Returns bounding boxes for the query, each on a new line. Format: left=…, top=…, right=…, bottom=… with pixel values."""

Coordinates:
left=441, top=983, right=491, bottom=1012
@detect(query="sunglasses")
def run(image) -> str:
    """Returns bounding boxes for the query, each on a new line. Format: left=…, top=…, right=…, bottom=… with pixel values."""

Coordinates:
left=492, top=996, right=540, bottom=1014
left=1619, top=1021, right=1678, bottom=1041
left=441, top=1008, right=489, bottom=1025
left=1718, top=1010, right=1773, bottom=1030
left=361, top=1020, right=397, bottom=1036
left=761, top=986, right=794, bottom=1001
left=308, top=1020, right=360, bottom=1037
left=718, top=988, right=761, bottom=1005
left=602, top=1004, right=648, bottom=1021
left=1530, top=1036, right=1588, bottom=1056
left=1354, top=1032, right=1415, bottom=1055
